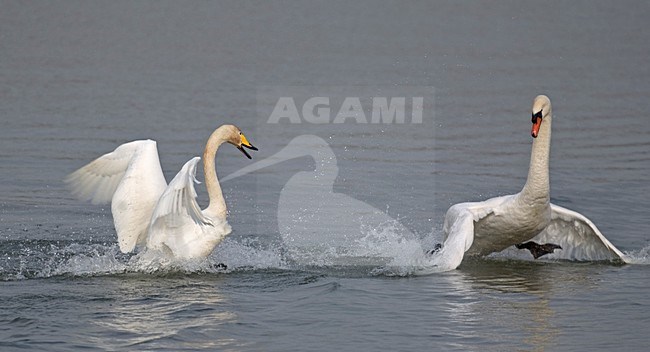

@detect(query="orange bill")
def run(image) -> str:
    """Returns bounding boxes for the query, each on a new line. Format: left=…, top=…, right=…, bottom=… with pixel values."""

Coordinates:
left=531, top=117, right=542, bottom=138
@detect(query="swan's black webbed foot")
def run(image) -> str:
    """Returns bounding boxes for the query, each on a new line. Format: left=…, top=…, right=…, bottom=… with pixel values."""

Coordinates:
left=426, top=243, right=443, bottom=256
left=213, top=263, right=228, bottom=270
left=515, top=241, right=562, bottom=259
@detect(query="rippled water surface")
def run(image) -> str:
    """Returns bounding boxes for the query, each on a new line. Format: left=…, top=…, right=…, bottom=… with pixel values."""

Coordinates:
left=1, top=1, right=650, bottom=351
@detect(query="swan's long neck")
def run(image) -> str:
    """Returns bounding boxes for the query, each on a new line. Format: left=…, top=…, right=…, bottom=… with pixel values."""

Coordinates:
left=203, top=128, right=229, bottom=219
left=520, top=115, right=551, bottom=205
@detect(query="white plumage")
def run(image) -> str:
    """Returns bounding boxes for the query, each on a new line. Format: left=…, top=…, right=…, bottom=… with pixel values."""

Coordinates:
left=65, top=124, right=257, bottom=259
left=431, top=95, right=629, bottom=271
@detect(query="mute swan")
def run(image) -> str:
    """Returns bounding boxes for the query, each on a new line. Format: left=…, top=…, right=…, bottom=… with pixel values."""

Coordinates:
left=221, top=135, right=415, bottom=264
left=431, top=95, right=629, bottom=270
left=65, top=124, right=258, bottom=259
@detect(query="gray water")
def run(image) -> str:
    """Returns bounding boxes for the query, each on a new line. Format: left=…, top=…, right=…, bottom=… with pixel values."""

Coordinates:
left=2, top=1, right=650, bottom=351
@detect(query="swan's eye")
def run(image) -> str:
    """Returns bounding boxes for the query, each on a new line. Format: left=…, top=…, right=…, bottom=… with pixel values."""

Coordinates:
left=531, top=110, right=543, bottom=123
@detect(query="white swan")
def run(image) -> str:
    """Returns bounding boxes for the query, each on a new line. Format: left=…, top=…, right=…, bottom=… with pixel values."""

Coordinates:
left=431, top=95, right=629, bottom=270
left=65, top=124, right=257, bottom=259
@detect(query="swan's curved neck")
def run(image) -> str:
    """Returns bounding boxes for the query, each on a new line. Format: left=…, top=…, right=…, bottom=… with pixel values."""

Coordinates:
left=520, top=115, right=551, bottom=204
left=203, top=128, right=229, bottom=219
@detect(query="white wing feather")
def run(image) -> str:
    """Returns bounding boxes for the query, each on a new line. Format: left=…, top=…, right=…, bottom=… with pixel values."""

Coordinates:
left=65, top=140, right=167, bottom=253
left=146, top=157, right=231, bottom=259
left=148, top=157, right=212, bottom=229
left=528, top=204, right=629, bottom=262
left=430, top=203, right=479, bottom=271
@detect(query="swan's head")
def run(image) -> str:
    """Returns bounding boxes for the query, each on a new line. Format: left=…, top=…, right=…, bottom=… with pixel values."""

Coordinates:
left=531, top=95, right=552, bottom=138
left=223, top=124, right=258, bottom=159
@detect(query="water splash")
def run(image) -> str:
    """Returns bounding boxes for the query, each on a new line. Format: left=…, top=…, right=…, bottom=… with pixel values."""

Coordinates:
left=4, top=232, right=645, bottom=281
left=1, top=236, right=287, bottom=281
left=275, top=219, right=448, bottom=276
left=1, top=240, right=129, bottom=280
left=623, top=244, right=650, bottom=265
left=51, top=244, right=128, bottom=276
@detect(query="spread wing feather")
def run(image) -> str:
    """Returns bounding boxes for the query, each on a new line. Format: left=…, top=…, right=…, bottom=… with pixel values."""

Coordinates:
left=65, top=140, right=167, bottom=252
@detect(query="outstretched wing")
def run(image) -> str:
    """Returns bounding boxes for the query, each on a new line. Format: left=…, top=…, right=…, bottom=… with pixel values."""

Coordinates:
left=65, top=140, right=167, bottom=252
left=527, top=203, right=629, bottom=262
left=146, top=157, right=230, bottom=258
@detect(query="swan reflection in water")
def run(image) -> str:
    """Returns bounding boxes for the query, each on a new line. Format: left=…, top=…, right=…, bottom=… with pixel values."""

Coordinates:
left=436, top=260, right=608, bottom=351
left=90, top=276, right=241, bottom=350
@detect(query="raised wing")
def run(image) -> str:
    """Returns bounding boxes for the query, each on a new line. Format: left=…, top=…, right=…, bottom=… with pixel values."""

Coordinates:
left=65, top=140, right=167, bottom=252
left=148, top=157, right=211, bottom=228
left=146, top=157, right=231, bottom=258
left=429, top=203, right=479, bottom=271
left=528, top=203, right=629, bottom=262
left=430, top=194, right=517, bottom=271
